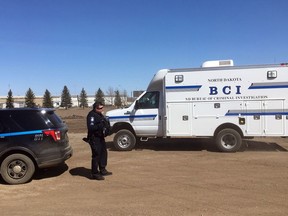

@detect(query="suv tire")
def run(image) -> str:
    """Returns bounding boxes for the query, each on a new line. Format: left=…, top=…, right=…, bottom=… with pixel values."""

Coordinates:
left=1, top=154, right=35, bottom=184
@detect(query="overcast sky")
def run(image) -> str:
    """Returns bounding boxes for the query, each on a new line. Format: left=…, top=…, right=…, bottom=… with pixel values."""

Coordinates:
left=0, top=0, right=287, bottom=96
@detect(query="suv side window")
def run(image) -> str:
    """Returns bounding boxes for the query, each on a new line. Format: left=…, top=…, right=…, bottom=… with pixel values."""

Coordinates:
left=0, top=120, right=4, bottom=133
left=0, top=113, right=5, bottom=133
left=0, top=113, right=18, bottom=132
left=10, top=112, right=48, bottom=131
left=137, top=91, right=159, bottom=109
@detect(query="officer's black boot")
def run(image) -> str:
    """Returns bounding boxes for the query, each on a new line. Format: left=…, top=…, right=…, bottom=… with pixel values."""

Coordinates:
left=91, top=173, right=105, bottom=180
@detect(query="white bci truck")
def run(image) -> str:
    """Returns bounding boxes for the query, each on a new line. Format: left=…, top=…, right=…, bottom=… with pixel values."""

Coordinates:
left=106, top=60, right=288, bottom=152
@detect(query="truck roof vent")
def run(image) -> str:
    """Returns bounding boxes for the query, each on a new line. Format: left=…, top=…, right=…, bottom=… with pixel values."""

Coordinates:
left=202, top=60, right=234, bottom=68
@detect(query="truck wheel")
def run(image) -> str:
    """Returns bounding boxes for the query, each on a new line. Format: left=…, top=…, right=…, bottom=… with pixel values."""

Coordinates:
left=113, top=129, right=136, bottom=151
left=0, top=154, right=35, bottom=184
left=215, top=128, right=242, bottom=152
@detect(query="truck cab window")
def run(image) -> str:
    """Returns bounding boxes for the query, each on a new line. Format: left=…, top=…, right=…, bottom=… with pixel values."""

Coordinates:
left=137, top=91, right=159, bottom=109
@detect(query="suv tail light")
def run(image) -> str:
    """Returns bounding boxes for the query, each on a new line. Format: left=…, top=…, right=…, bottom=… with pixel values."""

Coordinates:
left=43, top=130, right=61, bottom=141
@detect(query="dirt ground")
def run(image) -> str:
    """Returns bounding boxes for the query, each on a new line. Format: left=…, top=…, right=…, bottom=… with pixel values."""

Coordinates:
left=1, top=108, right=288, bottom=215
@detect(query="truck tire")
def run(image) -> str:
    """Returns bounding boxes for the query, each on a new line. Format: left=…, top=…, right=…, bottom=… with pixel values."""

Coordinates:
left=113, top=129, right=136, bottom=151
left=215, top=128, right=242, bottom=152
left=0, top=154, right=35, bottom=184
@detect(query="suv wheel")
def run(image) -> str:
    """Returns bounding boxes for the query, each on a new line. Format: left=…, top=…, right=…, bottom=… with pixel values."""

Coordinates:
left=1, top=154, right=35, bottom=184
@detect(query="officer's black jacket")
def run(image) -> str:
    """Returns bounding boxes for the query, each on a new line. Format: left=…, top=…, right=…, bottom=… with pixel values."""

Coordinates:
left=86, top=110, right=110, bottom=138
left=87, top=110, right=105, bottom=137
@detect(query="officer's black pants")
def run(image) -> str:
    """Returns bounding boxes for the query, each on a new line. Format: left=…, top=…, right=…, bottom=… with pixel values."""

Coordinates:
left=89, top=137, right=107, bottom=175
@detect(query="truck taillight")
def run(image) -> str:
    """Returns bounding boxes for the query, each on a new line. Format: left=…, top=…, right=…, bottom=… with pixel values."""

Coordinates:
left=43, top=130, right=61, bottom=141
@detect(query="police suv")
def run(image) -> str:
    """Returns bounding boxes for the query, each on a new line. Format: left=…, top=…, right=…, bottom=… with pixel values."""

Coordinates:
left=0, top=108, right=73, bottom=184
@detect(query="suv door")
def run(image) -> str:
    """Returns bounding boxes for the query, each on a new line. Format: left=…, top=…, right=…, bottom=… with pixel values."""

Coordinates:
left=0, top=119, right=8, bottom=148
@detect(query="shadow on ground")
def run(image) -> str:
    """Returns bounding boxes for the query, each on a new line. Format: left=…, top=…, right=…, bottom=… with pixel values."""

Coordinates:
left=34, top=163, right=69, bottom=180
left=244, top=140, right=288, bottom=152
left=107, top=138, right=288, bottom=152
left=69, top=167, right=91, bottom=179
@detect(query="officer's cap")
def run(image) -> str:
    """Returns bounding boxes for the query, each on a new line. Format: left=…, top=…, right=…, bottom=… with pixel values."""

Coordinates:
left=93, top=101, right=104, bottom=110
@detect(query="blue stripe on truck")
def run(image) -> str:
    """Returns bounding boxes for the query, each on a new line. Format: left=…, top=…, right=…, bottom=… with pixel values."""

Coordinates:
left=108, top=114, right=157, bottom=121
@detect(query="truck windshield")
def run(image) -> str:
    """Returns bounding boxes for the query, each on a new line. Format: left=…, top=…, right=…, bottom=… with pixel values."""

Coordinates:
left=137, top=91, right=159, bottom=109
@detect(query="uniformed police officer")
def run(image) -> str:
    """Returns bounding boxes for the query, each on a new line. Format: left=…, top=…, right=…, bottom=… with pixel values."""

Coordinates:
left=86, top=102, right=112, bottom=180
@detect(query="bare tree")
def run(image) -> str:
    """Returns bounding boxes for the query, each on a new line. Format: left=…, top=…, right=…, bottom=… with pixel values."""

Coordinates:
left=121, top=89, right=128, bottom=106
left=114, top=90, right=122, bottom=108
left=106, top=87, right=114, bottom=106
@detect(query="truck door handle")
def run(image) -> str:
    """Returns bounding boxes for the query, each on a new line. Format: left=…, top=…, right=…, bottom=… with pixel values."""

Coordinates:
left=124, top=111, right=131, bottom=115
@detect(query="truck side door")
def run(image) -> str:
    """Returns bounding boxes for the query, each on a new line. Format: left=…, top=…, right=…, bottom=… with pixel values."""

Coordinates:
left=245, top=100, right=284, bottom=135
left=166, top=103, right=192, bottom=136
left=133, top=91, right=160, bottom=136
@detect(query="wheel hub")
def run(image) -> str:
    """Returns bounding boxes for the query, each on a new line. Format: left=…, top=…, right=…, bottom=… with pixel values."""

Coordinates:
left=8, top=160, right=27, bottom=179
left=12, top=165, right=22, bottom=174
left=121, top=137, right=128, bottom=144
left=222, top=134, right=236, bottom=149
left=119, top=135, right=130, bottom=147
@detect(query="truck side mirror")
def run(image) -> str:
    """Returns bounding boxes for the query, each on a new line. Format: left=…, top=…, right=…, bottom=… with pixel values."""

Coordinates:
left=134, top=100, right=139, bottom=110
